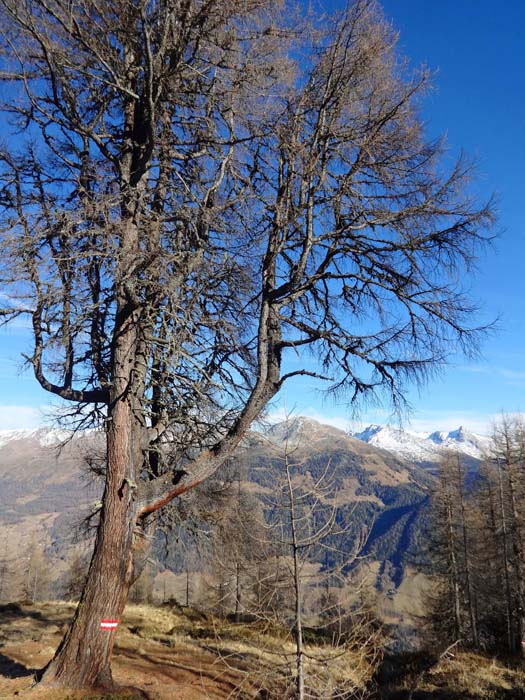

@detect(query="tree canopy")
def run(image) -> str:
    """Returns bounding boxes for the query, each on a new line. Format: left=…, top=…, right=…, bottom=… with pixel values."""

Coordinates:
left=0, top=0, right=494, bottom=689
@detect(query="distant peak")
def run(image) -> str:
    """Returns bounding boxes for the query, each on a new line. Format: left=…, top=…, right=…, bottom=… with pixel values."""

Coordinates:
left=352, top=423, right=490, bottom=463
left=267, top=416, right=312, bottom=440
left=427, top=430, right=448, bottom=444
left=447, top=426, right=467, bottom=440
left=266, top=416, right=348, bottom=444
left=352, top=424, right=385, bottom=440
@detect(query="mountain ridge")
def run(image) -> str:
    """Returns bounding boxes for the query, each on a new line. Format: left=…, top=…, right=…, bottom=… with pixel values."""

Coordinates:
left=0, top=417, right=492, bottom=468
left=350, top=423, right=491, bottom=464
left=0, top=416, right=489, bottom=445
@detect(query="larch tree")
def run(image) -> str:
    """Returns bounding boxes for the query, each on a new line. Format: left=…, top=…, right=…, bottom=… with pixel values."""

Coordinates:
left=425, top=459, right=463, bottom=644
left=425, top=420, right=525, bottom=656
left=0, top=0, right=493, bottom=691
left=426, top=453, right=479, bottom=648
left=469, top=460, right=514, bottom=650
left=0, top=536, right=12, bottom=603
left=259, top=428, right=374, bottom=700
left=22, top=533, right=51, bottom=603
left=489, top=416, right=525, bottom=654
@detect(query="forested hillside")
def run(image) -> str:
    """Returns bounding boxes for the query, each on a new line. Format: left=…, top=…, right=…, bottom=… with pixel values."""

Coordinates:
left=0, top=419, right=433, bottom=606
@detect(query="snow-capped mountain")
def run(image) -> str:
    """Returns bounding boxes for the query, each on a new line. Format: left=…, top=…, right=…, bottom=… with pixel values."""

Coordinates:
left=0, top=420, right=492, bottom=464
left=351, top=424, right=492, bottom=463
left=0, top=427, right=73, bottom=449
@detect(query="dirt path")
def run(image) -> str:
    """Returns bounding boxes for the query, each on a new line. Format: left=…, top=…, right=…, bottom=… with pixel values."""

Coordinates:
left=0, top=603, right=254, bottom=700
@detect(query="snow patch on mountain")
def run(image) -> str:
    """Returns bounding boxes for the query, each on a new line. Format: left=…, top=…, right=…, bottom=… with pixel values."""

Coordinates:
left=351, top=424, right=491, bottom=463
left=0, top=427, right=72, bottom=448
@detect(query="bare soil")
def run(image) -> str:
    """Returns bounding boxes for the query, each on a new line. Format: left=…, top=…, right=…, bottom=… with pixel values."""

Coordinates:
left=4, top=602, right=524, bottom=700
left=0, top=602, right=257, bottom=700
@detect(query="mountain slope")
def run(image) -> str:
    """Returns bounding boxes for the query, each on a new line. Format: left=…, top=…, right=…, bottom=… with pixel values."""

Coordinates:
left=237, top=417, right=433, bottom=587
left=0, top=429, right=101, bottom=600
left=0, top=419, right=433, bottom=601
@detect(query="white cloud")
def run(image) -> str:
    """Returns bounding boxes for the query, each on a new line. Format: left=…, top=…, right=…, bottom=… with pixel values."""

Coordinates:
left=0, top=405, right=46, bottom=430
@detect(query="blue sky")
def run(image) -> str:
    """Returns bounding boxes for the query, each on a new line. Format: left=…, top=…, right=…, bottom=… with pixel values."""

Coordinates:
left=275, top=0, right=525, bottom=434
left=1, top=0, right=524, bottom=434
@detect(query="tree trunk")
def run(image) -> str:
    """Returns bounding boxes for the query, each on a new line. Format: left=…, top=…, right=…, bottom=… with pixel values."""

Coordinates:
left=234, top=560, right=241, bottom=623
left=445, top=495, right=462, bottom=641
left=497, top=460, right=515, bottom=652
left=41, top=298, right=144, bottom=689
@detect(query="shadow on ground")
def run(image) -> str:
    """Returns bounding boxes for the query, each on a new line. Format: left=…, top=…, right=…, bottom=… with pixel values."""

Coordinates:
left=379, top=684, right=525, bottom=700
left=0, top=651, right=39, bottom=679
left=0, top=602, right=45, bottom=623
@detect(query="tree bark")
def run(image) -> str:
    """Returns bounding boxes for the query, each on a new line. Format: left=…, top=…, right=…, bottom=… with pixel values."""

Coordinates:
left=497, top=460, right=515, bottom=652
left=41, top=265, right=144, bottom=688
left=40, top=404, right=142, bottom=688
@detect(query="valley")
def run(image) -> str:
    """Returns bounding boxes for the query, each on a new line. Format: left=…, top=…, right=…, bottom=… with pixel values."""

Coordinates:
left=0, top=418, right=487, bottom=641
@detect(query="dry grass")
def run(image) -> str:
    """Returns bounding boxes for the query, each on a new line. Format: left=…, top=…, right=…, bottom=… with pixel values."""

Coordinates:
left=124, top=601, right=378, bottom=698
left=3, top=602, right=524, bottom=699
left=0, top=601, right=377, bottom=700
left=420, top=651, right=525, bottom=699
left=383, top=649, right=525, bottom=699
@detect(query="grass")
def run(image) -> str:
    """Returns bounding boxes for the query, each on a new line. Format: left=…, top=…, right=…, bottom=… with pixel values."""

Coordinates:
left=4, top=601, right=524, bottom=699
left=425, top=651, right=525, bottom=699
left=0, top=600, right=378, bottom=700
left=378, top=648, right=525, bottom=699
left=124, top=601, right=379, bottom=697
left=62, top=696, right=138, bottom=700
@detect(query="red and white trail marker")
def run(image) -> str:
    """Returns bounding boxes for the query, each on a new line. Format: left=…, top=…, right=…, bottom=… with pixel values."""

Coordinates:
left=100, top=619, right=119, bottom=630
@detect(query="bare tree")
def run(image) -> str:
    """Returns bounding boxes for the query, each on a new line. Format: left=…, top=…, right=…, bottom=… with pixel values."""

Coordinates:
left=200, top=423, right=381, bottom=699
left=451, top=453, right=478, bottom=648
left=63, top=551, right=90, bottom=602
left=494, top=457, right=515, bottom=650
left=0, top=0, right=493, bottom=691
left=202, top=473, right=267, bottom=619
left=22, top=533, right=51, bottom=603
left=425, top=420, right=525, bottom=656
left=467, top=459, right=514, bottom=650
left=489, top=416, right=525, bottom=655
left=128, top=561, right=155, bottom=604
left=241, top=424, right=378, bottom=700
left=0, top=536, right=13, bottom=603
left=425, top=453, right=479, bottom=648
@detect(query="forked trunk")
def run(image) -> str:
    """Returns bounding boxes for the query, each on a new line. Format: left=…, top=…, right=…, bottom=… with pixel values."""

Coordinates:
left=40, top=400, right=142, bottom=689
